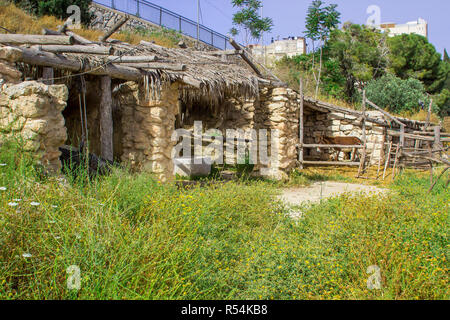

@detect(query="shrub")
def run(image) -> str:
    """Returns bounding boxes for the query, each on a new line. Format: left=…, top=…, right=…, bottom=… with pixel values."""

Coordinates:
left=365, top=74, right=430, bottom=114
left=12, top=0, right=93, bottom=25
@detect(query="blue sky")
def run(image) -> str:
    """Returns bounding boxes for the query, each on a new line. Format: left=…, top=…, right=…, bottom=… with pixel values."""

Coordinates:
left=144, top=0, right=449, bottom=56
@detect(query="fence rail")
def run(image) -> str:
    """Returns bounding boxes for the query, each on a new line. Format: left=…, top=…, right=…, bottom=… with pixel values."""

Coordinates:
left=93, top=0, right=231, bottom=50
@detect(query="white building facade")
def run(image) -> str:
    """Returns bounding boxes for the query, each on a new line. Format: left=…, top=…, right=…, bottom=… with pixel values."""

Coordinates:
left=377, top=18, right=428, bottom=38
left=248, top=37, right=307, bottom=66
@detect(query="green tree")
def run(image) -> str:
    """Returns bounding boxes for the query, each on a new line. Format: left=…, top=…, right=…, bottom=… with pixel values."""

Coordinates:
left=388, top=34, right=449, bottom=93
left=365, top=74, right=430, bottom=114
left=444, top=49, right=449, bottom=63
left=433, top=89, right=450, bottom=117
left=304, top=0, right=340, bottom=98
left=230, top=0, right=273, bottom=45
left=325, top=23, right=389, bottom=100
left=13, top=0, right=93, bottom=25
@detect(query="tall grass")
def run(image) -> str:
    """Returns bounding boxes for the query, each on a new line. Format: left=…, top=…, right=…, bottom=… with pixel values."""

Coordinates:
left=0, top=140, right=448, bottom=300
left=0, top=2, right=180, bottom=47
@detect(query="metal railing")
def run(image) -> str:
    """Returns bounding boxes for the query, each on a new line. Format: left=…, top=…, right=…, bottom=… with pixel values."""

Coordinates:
left=93, top=0, right=230, bottom=50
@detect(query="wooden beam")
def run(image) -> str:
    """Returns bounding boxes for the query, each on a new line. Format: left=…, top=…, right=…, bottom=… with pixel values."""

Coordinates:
left=2, top=46, right=143, bottom=81
left=303, top=144, right=364, bottom=149
left=366, top=99, right=406, bottom=127
left=122, top=62, right=186, bottom=71
left=229, top=38, right=263, bottom=77
left=100, top=15, right=130, bottom=42
left=31, top=45, right=113, bottom=55
left=100, top=76, right=113, bottom=162
left=0, top=34, right=74, bottom=45
left=104, top=55, right=158, bottom=63
left=302, top=161, right=361, bottom=166
left=204, top=49, right=243, bottom=56
left=42, top=28, right=95, bottom=45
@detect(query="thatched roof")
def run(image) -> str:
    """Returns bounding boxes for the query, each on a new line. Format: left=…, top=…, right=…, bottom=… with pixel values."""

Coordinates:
left=0, top=32, right=271, bottom=106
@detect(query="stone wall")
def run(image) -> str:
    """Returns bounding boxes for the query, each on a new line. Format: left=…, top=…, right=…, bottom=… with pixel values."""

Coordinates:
left=117, top=82, right=179, bottom=182
left=256, top=86, right=299, bottom=179
left=0, top=81, right=68, bottom=172
left=89, top=3, right=214, bottom=51
left=304, top=107, right=385, bottom=164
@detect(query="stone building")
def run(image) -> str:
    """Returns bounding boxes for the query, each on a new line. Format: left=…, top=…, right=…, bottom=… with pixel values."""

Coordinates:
left=248, top=37, right=307, bottom=66
left=0, top=31, right=435, bottom=182
left=377, top=18, right=428, bottom=39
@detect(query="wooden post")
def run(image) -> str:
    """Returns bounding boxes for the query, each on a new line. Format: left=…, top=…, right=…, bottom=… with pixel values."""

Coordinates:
left=382, top=141, right=392, bottom=180
left=400, top=124, right=405, bottom=148
left=357, top=90, right=367, bottom=177
left=100, top=15, right=129, bottom=42
left=100, top=76, right=113, bottom=162
left=42, top=67, right=53, bottom=85
left=299, top=78, right=304, bottom=169
left=425, top=98, right=433, bottom=131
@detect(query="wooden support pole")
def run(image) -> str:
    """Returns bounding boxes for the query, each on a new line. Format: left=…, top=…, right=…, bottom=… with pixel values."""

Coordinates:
left=0, top=34, right=74, bottom=45
left=100, top=15, right=130, bottom=42
left=31, top=45, right=113, bottom=55
left=358, top=91, right=367, bottom=177
left=425, top=98, right=433, bottom=131
left=229, top=38, right=263, bottom=77
left=100, top=75, right=113, bottom=162
left=382, top=141, right=392, bottom=180
left=41, top=67, right=54, bottom=85
left=299, top=78, right=304, bottom=169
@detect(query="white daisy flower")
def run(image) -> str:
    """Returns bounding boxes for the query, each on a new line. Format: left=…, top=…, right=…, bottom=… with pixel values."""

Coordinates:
left=0, top=163, right=6, bottom=167
left=22, top=253, right=32, bottom=258
left=0, top=187, right=6, bottom=191
left=30, top=202, right=40, bottom=206
left=8, top=202, right=18, bottom=207
left=51, top=205, right=58, bottom=208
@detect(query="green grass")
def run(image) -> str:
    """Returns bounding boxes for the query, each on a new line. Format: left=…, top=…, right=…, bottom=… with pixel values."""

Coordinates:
left=0, top=140, right=448, bottom=300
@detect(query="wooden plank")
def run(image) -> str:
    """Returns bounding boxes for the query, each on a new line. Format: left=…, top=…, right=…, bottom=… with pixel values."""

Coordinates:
left=32, top=44, right=113, bottom=55
left=303, top=144, right=364, bottom=149
left=0, top=34, right=74, bottom=45
left=100, top=76, right=113, bottom=162
left=302, top=161, right=361, bottom=166
left=204, top=49, right=243, bottom=56
left=387, top=129, right=435, bottom=142
left=100, top=15, right=129, bottom=42
left=42, top=28, right=95, bottom=45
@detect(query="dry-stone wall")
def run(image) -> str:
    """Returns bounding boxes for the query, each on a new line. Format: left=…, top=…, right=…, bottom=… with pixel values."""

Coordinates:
left=256, top=86, right=299, bottom=179
left=117, top=81, right=179, bottom=182
left=304, top=108, right=385, bottom=164
left=0, top=81, right=68, bottom=172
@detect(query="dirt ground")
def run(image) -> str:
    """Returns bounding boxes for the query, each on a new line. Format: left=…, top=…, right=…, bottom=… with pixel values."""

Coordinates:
left=279, top=182, right=388, bottom=218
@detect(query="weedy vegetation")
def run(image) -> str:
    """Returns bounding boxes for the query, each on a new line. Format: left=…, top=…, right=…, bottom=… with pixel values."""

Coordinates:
left=0, top=139, right=448, bottom=300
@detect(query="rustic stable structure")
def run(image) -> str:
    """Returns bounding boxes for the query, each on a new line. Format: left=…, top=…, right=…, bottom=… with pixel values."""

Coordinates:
left=0, top=27, right=299, bottom=181
left=0, top=26, right=447, bottom=182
